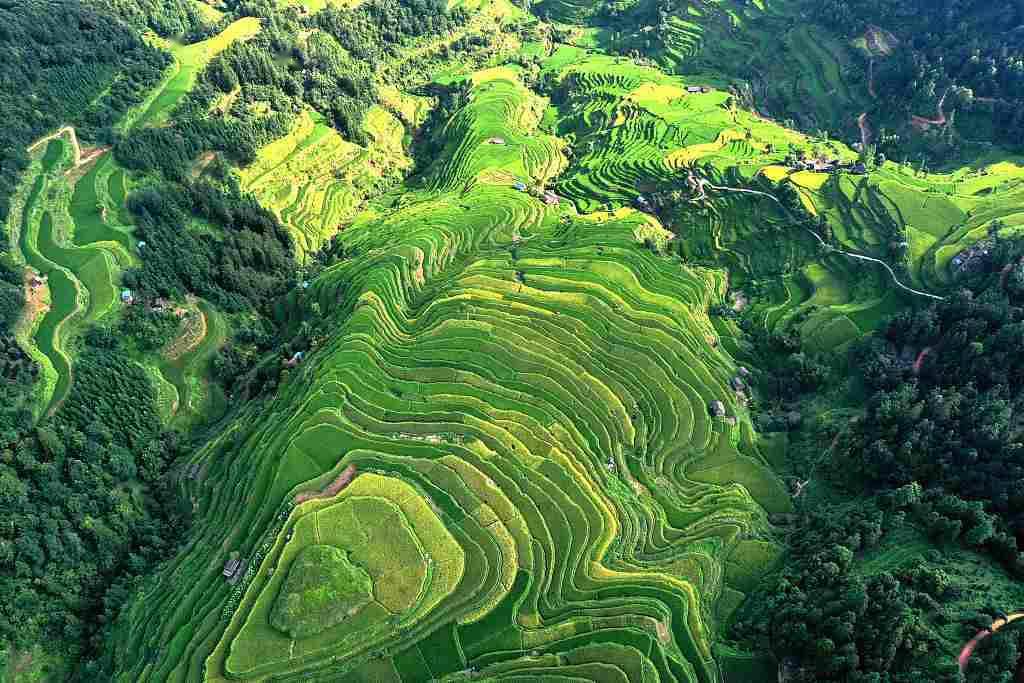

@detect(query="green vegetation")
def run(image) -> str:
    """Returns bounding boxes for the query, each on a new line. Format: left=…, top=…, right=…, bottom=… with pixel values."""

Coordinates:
left=3, top=0, right=1024, bottom=679
left=103, top=55, right=799, bottom=681
left=269, top=544, right=374, bottom=639
left=130, top=17, right=263, bottom=129
left=240, top=107, right=412, bottom=258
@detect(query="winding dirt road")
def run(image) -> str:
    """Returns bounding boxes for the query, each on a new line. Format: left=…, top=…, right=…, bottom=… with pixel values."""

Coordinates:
left=688, top=169, right=946, bottom=301
left=27, top=125, right=108, bottom=175
left=912, top=87, right=951, bottom=129
left=959, top=612, right=1024, bottom=674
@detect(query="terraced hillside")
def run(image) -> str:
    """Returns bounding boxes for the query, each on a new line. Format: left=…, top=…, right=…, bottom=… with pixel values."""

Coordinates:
left=106, top=65, right=802, bottom=682
left=6, top=135, right=137, bottom=416
left=4, top=17, right=263, bottom=421
left=64, top=2, right=1023, bottom=682
left=240, top=107, right=413, bottom=260
left=764, top=158, right=1024, bottom=335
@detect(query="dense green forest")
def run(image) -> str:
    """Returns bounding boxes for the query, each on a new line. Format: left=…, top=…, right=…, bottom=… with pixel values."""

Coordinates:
left=812, top=0, right=1024, bottom=156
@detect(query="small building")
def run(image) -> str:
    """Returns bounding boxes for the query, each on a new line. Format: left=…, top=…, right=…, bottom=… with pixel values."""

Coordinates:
left=284, top=351, right=305, bottom=368
left=709, top=400, right=726, bottom=418
left=543, top=191, right=560, bottom=206
left=513, top=181, right=527, bottom=192
left=737, top=366, right=750, bottom=377
left=137, top=241, right=146, bottom=249
left=730, top=376, right=745, bottom=392
left=487, top=137, right=506, bottom=145
left=223, top=558, right=241, bottom=579
left=29, top=274, right=47, bottom=288
left=686, top=86, right=703, bottom=93
left=188, top=464, right=201, bottom=480
left=121, top=289, right=135, bottom=305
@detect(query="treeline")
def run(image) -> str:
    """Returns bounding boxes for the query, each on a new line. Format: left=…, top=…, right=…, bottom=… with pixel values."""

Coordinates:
left=115, top=0, right=469, bottom=179
left=94, top=0, right=216, bottom=39
left=0, top=255, right=36, bottom=427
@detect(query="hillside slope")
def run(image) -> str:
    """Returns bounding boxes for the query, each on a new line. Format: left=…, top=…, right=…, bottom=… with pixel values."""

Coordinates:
left=4, top=0, right=1024, bottom=680
left=107, top=62, right=797, bottom=682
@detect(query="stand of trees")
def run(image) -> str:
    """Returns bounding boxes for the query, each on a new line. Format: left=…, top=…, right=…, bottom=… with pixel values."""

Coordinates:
left=97, top=0, right=215, bottom=38
left=836, top=240, right=1024, bottom=564
left=123, top=179, right=296, bottom=312
left=0, top=331, right=188, bottom=667
left=733, top=492, right=963, bottom=682
left=736, top=239, right=1024, bottom=680
left=811, top=0, right=1024, bottom=155
left=115, top=0, right=469, bottom=180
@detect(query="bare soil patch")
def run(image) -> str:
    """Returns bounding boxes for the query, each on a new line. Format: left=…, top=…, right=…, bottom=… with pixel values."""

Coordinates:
left=17, top=271, right=50, bottom=336
left=163, top=304, right=207, bottom=361
left=295, top=465, right=358, bottom=504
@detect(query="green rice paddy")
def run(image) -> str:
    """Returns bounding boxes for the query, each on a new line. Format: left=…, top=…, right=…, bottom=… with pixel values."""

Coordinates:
left=240, top=107, right=413, bottom=259
left=5, top=17, right=259, bottom=420
left=105, top=62, right=805, bottom=683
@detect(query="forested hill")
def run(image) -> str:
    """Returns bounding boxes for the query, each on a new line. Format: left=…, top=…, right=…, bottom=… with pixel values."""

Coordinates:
left=811, top=0, right=1024, bottom=155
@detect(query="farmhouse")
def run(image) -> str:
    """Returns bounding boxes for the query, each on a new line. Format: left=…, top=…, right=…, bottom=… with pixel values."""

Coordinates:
left=223, top=558, right=241, bottom=579
left=542, top=191, right=560, bottom=205
left=121, top=289, right=135, bottom=305
left=513, top=181, right=527, bottom=192
left=787, top=156, right=869, bottom=176
left=709, top=400, right=726, bottom=417
left=951, top=239, right=993, bottom=275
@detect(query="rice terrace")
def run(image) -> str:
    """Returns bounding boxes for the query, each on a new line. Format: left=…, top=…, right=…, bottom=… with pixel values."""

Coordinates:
left=2, top=0, right=1024, bottom=681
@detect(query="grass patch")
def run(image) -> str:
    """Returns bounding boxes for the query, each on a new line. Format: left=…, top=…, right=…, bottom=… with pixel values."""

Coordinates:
left=269, top=544, right=373, bottom=639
